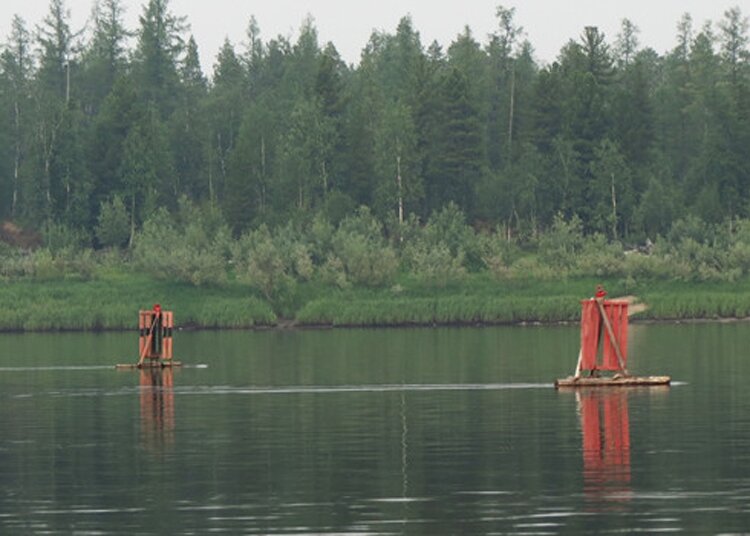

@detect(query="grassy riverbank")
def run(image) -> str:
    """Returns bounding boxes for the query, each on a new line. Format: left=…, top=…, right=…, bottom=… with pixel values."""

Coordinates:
left=3, top=269, right=750, bottom=331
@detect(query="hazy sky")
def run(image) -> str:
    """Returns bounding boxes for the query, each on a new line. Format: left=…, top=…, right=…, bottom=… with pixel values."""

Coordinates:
left=0, top=0, right=745, bottom=73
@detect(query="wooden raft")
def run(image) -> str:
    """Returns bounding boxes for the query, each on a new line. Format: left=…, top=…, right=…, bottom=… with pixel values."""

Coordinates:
left=115, top=361, right=183, bottom=370
left=555, top=375, right=671, bottom=388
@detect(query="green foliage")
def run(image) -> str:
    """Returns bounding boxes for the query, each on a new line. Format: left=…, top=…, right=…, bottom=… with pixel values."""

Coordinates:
left=329, top=207, right=399, bottom=286
left=537, top=214, right=585, bottom=270
left=296, top=293, right=580, bottom=326
left=405, top=243, right=466, bottom=287
left=1, top=4, right=749, bottom=258
left=4, top=4, right=750, bottom=329
left=232, top=225, right=295, bottom=300
left=96, top=195, right=130, bottom=248
left=400, top=203, right=480, bottom=275
left=42, top=221, right=91, bottom=252
left=133, top=202, right=230, bottom=286
left=0, top=273, right=276, bottom=331
left=478, top=231, right=520, bottom=278
left=0, top=247, right=97, bottom=281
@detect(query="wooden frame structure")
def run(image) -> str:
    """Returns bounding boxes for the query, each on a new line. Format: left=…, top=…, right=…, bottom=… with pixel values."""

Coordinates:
left=116, top=304, right=181, bottom=369
left=555, top=288, right=670, bottom=388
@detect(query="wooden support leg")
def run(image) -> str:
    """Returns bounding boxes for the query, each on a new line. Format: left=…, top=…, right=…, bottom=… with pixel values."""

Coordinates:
left=573, top=349, right=583, bottom=378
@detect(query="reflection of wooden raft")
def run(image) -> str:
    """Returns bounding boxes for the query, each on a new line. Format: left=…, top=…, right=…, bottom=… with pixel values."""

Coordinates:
left=115, top=305, right=182, bottom=370
left=555, top=288, right=670, bottom=388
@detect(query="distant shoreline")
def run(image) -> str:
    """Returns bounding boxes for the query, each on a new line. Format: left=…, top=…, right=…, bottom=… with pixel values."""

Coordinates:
left=3, top=275, right=750, bottom=333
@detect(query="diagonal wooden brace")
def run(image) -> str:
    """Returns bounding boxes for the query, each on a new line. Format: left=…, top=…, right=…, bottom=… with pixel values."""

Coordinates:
left=596, top=298, right=628, bottom=375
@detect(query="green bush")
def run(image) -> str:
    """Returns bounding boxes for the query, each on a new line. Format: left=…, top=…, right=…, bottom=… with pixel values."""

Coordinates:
left=133, top=205, right=229, bottom=286
left=43, top=221, right=91, bottom=252
left=232, top=225, right=296, bottom=300
left=331, top=207, right=399, bottom=287
left=575, top=234, right=626, bottom=277
left=404, top=242, right=466, bottom=287
left=317, top=255, right=350, bottom=289
left=96, top=195, right=130, bottom=249
left=537, top=213, right=584, bottom=270
left=508, top=256, right=560, bottom=280
left=422, top=203, right=482, bottom=270
left=478, top=231, right=520, bottom=278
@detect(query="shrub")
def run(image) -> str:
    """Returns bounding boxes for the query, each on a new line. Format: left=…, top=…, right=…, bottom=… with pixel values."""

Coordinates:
left=133, top=205, right=229, bottom=286
left=404, top=243, right=466, bottom=287
left=318, top=255, right=350, bottom=289
left=330, top=207, right=399, bottom=287
left=575, top=234, right=626, bottom=277
left=537, top=213, right=584, bottom=270
left=232, top=225, right=295, bottom=299
left=508, top=256, right=560, bottom=280
left=478, top=231, right=519, bottom=278
left=96, top=195, right=130, bottom=249
left=43, top=221, right=91, bottom=252
left=423, top=203, right=482, bottom=270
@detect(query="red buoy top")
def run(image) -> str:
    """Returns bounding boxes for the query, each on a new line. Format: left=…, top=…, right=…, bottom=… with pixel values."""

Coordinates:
left=153, top=303, right=162, bottom=314
left=595, top=285, right=607, bottom=299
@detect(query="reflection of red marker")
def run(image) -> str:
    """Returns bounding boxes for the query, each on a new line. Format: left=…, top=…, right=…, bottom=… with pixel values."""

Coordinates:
left=579, top=390, right=631, bottom=509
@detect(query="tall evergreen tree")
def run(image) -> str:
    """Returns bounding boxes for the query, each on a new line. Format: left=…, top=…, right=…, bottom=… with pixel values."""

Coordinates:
left=133, top=0, right=186, bottom=117
left=207, top=39, right=245, bottom=203
left=170, top=35, right=208, bottom=201
left=0, top=16, right=33, bottom=219
left=28, top=0, right=80, bottom=223
left=80, top=0, right=130, bottom=115
left=426, top=67, right=484, bottom=215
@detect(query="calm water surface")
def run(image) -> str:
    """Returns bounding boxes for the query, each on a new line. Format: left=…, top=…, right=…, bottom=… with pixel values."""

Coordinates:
left=0, top=323, right=749, bottom=534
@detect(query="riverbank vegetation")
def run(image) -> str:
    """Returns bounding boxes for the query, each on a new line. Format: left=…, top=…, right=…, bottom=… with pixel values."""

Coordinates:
left=0, top=2, right=749, bottom=329
left=5, top=201, right=750, bottom=330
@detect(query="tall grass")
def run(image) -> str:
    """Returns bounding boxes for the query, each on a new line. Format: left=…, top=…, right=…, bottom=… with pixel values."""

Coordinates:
left=296, top=295, right=581, bottom=326
left=0, top=273, right=276, bottom=331
left=639, top=291, right=750, bottom=320
left=5, top=268, right=750, bottom=332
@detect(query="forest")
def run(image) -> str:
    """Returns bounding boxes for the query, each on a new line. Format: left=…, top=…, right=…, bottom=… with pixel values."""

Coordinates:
left=1, top=0, right=750, bottom=302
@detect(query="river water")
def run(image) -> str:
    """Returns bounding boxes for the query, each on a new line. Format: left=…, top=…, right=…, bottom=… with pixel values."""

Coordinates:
left=0, top=323, right=748, bottom=534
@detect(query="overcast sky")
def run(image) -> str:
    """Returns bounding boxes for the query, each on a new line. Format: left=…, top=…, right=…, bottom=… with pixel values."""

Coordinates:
left=0, top=0, right=745, bottom=73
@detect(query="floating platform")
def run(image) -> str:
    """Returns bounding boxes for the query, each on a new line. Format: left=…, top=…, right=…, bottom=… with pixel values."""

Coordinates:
left=555, top=375, right=671, bottom=388
left=115, top=361, right=183, bottom=370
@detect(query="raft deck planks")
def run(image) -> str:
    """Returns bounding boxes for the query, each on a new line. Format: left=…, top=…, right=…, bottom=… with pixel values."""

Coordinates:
left=115, top=361, right=182, bottom=370
left=555, top=375, right=671, bottom=388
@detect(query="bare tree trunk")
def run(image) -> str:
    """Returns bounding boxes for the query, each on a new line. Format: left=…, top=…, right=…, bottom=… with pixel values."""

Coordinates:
left=259, top=135, right=267, bottom=213
left=396, top=154, right=404, bottom=225
left=207, top=134, right=214, bottom=204
left=11, top=99, right=20, bottom=217
left=506, top=65, right=515, bottom=167
left=321, top=160, right=328, bottom=196
left=129, top=193, right=136, bottom=248
left=611, top=172, right=618, bottom=241
left=216, top=131, right=228, bottom=197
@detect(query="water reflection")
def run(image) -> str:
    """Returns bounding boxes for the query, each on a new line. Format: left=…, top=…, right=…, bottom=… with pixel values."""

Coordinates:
left=139, top=367, right=175, bottom=450
left=576, top=390, right=632, bottom=509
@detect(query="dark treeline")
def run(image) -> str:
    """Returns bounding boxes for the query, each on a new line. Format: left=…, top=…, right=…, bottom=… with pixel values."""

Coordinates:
left=0, top=0, right=749, bottom=245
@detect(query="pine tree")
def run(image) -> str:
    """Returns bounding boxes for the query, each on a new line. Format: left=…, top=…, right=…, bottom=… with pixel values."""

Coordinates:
left=80, top=0, right=130, bottom=114
left=0, top=16, right=33, bottom=219
left=426, top=68, right=484, bottom=216
left=133, top=0, right=186, bottom=117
